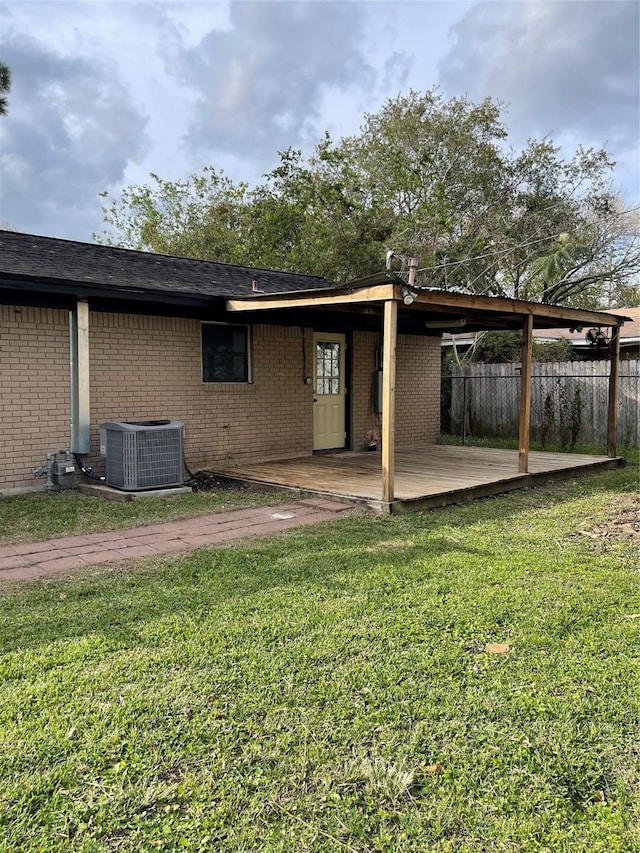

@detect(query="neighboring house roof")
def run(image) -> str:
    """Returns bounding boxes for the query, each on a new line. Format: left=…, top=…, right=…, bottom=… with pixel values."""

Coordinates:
left=442, top=306, right=638, bottom=350
left=0, top=230, right=337, bottom=306
left=538, top=307, right=640, bottom=348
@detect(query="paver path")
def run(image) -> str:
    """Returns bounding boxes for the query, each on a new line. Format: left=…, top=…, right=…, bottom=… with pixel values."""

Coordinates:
left=0, top=497, right=354, bottom=582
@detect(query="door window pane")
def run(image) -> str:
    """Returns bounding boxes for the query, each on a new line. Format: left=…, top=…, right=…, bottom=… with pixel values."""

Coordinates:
left=316, top=341, right=341, bottom=395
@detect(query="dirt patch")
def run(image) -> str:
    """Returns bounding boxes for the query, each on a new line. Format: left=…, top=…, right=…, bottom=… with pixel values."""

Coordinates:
left=186, top=470, right=276, bottom=495
left=578, top=494, right=640, bottom=547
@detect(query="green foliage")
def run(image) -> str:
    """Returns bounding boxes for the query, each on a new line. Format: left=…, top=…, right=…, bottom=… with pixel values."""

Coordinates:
left=540, top=392, right=555, bottom=449
left=334, top=91, right=508, bottom=278
left=1, top=466, right=638, bottom=851
left=0, top=61, right=10, bottom=116
left=96, top=89, right=639, bottom=303
left=96, top=169, right=254, bottom=264
left=457, top=332, right=574, bottom=364
left=531, top=338, right=575, bottom=362
left=468, top=331, right=523, bottom=363
left=558, top=381, right=584, bottom=450
left=571, top=385, right=584, bottom=449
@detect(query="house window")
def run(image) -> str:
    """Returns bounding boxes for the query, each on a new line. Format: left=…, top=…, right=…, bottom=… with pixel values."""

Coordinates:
left=202, top=323, right=250, bottom=383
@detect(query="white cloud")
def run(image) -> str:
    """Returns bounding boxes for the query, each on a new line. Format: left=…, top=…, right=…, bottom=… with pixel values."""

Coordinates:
left=170, top=1, right=377, bottom=165
left=438, top=0, right=640, bottom=198
left=0, top=27, right=149, bottom=237
left=0, top=0, right=636, bottom=242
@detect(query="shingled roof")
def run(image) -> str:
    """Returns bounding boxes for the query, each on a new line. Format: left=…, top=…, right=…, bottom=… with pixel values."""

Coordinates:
left=539, top=307, right=640, bottom=344
left=0, top=230, right=338, bottom=304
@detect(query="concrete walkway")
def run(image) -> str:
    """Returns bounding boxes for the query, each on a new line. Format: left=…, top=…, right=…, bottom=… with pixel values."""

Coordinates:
left=0, top=497, right=354, bottom=582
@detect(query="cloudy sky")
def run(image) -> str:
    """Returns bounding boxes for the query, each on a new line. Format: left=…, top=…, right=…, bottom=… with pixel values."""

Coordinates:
left=1, top=0, right=638, bottom=243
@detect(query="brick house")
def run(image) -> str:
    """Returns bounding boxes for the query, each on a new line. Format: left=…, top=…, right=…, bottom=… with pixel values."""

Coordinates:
left=0, top=231, right=441, bottom=495
left=0, top=230, right=629, bottom=509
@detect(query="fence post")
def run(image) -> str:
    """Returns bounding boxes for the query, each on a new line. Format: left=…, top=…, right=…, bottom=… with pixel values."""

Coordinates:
left=607, top=325, right=621, bottom=457
left=462, top=375, right=467, bottom=446
left=518, top=315, right=533, bottom=473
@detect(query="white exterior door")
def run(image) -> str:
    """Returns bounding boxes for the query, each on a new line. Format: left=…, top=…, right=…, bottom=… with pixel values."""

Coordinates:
left=313, top=333, right=346, bottom=450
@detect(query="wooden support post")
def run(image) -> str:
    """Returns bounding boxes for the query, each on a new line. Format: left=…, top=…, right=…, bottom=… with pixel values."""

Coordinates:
left=607, top=325, right=621, bottom=457
left=518, top=314, right=533, bottom=473
left=381, top=299, right=398, bottom=504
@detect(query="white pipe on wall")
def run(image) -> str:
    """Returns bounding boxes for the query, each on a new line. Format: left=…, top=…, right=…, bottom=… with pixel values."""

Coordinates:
left=70, top=300, right=90, bottom=454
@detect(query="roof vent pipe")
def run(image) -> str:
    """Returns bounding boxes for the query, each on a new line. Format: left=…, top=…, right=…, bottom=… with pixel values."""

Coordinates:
left=70, top=300, right=90, bottom=454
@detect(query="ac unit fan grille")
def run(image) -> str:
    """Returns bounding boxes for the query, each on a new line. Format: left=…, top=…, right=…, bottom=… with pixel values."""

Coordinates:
left=102, top=421, right=184, bottom=490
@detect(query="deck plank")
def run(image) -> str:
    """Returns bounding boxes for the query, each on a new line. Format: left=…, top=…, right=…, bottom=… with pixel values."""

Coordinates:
left=217, top=445, right=614, bottom=506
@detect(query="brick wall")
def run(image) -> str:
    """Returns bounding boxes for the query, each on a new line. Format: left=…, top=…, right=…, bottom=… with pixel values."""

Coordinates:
left=88, top=314, right=314, bottom=474
left=396, top=333, right=441, bottom=445
left=351, top=330, right=380, bottom=447
left=1, top=306, right=441, bottom=491
left=350, top=330, right=441, bottom=449
left=0, top=305, right=71, bottom=490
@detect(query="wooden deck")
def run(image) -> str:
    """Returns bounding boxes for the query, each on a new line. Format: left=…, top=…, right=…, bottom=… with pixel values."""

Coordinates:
left=217, top=445, right=622, bottom=513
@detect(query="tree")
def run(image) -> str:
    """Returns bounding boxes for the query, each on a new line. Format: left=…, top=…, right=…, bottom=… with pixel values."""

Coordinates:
left=97, top=169, right=251, bottom=263
left=467, top=331, right=523, bottom=364
left=0, top=62, right=11, bottom=116
left=521, top=197, right=639, bottom=307
left=97, top=89, right=639, bottom=307
left=496, top=144, right=639, bottom=307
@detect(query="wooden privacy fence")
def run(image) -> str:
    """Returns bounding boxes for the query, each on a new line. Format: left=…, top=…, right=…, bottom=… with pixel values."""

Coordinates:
left=444, top=361, right=639, bottom=448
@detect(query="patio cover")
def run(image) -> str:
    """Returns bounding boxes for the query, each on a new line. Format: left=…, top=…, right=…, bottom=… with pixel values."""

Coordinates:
left=227, top=272, right=631, bottom=507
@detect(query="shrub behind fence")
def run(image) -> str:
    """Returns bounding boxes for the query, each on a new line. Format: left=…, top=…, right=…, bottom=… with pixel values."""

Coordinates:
left=442, top=361, right=639, bottom=449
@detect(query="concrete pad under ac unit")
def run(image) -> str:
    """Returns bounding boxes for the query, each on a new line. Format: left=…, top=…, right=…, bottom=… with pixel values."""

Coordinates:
left=77, top=483, right=192, bottom=502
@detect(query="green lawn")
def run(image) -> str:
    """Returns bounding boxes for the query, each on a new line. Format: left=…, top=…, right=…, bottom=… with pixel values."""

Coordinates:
left=0, top=482, right=290, bottom=545
left=1, top=460, right=639, bottom=852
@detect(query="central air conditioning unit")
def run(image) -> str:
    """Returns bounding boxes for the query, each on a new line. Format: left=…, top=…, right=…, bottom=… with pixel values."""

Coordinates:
left=100, top=420, right=184, bottom=491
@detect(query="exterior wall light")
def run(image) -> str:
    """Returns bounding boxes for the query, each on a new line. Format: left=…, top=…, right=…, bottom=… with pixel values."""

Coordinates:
left=401, top=287, right=418, bottom=306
